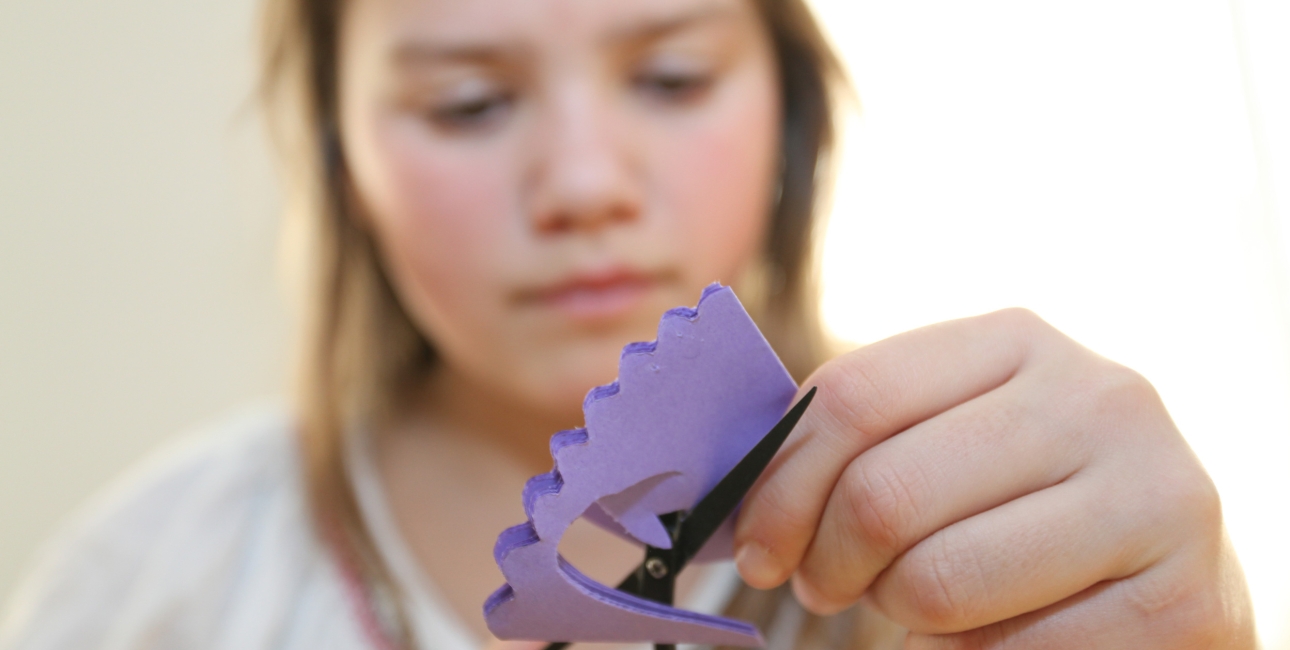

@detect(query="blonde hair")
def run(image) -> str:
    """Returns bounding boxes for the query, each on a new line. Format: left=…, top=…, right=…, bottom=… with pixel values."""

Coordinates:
left=258, top=0, right=855, bottom=646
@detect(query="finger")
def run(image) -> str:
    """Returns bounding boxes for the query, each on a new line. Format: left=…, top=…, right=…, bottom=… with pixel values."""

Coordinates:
left=790, top=375, right=1091, bottom=614
left=864, top=470, right=1170, bottom=635
left=907, top=581, right=1135, bottom=650
left=483, top=639, right=548, bottom=650
left=904, top=541, right=1243, bottom=650
left=735, top=309, right=1045, bottom=588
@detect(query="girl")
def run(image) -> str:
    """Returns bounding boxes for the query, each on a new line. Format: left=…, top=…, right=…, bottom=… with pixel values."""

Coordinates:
left=0, top=0, right=1257, bottom=648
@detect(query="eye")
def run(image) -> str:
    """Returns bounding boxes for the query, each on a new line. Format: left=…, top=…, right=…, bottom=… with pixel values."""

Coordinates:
left=425, top=81, right=515, bottom=132
left=428, top=93, right=513, bottom=131
left=632, top=60, right=715, bottom=105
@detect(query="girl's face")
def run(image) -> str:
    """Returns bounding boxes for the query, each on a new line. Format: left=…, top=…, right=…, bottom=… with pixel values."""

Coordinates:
left=339, top=0, right=782, bottom=418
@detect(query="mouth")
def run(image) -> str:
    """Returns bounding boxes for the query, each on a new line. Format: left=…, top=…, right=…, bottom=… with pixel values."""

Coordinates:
left=518, top=267, right=670, bottom=325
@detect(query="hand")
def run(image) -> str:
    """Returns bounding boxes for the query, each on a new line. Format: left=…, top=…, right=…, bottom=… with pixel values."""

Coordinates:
left=734, top=309, right=1256, bottom=648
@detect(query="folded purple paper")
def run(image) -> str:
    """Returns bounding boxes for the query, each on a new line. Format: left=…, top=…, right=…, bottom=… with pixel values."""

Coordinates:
left=484, top=283, right=797, bottom=646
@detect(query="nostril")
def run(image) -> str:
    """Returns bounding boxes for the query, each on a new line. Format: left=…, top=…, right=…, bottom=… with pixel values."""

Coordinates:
left=533, top=201, right=639, bottom=235
left=609, top=203, right=638, bottom=224
left=538, top=213, right=574, bottom=234
left=527, top=147, right=642, bottom=234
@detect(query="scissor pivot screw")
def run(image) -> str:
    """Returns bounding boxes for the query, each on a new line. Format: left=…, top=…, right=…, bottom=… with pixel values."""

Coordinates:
left=644, top=558, right=669, bottom=579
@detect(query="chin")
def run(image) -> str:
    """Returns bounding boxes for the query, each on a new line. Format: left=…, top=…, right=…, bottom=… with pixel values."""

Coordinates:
left=525, top=338, right=638, bottom=418
left=506, top=290, right=684, bottom=420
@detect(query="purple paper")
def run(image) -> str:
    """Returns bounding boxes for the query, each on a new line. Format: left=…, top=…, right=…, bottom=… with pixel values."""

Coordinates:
left=484, top=284, right=798, bottom=646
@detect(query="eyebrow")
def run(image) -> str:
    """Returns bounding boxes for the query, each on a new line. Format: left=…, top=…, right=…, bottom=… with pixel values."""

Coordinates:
left=392, top=41, right=521, bottom=68
left=603, top=4, right=742, bottom=46
left=390, top=3, right=742, bottom=68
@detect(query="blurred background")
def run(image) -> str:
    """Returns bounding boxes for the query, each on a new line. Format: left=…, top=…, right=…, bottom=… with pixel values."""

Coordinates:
left=1, top=0, right=1287, bottom=647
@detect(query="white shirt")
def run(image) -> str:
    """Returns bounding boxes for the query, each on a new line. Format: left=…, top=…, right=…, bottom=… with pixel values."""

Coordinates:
left=0, top=407, right=743, bottom=650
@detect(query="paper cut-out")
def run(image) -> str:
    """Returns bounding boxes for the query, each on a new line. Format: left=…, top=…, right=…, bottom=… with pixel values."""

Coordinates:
left=484, top=283, right=798, bottom=646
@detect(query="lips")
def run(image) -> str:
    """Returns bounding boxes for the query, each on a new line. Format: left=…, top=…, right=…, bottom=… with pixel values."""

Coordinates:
left=520, top=267, right=666, bottom=324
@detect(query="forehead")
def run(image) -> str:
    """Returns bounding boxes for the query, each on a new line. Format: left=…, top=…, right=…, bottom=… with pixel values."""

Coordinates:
left=347, top=0, right=760, bottom=53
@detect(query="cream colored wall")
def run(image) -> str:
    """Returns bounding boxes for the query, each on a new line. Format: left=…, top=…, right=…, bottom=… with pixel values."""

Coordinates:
left=0, top=0, right=286, bottom=598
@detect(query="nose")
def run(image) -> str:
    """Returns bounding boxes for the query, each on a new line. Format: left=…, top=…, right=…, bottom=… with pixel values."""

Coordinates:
left=527, top=83, right=641, bottom=234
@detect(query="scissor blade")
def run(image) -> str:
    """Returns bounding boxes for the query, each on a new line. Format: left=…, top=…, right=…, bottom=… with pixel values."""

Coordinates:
left=540, top=388, right=815, bottom=650
left=674, top=386, right=816, bottom=566
left=600, top=388, right=817, bottom=594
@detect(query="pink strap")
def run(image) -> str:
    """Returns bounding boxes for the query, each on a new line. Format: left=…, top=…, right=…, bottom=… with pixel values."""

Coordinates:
left=331, top=527, right=401, bottom=650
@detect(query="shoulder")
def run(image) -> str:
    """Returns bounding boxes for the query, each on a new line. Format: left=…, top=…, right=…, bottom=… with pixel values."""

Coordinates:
left=32, top=405, right=303, bottom=583
left=0, top=406, right=367, bottom=650
left=70, top=405, right=300, bottom=538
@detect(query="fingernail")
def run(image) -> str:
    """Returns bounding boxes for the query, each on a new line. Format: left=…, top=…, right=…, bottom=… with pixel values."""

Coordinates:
left=735, top=542, right=783, bottom=588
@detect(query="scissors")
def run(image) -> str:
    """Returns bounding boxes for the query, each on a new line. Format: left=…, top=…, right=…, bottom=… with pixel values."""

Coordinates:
left=543, top=386, right=817, bottom=650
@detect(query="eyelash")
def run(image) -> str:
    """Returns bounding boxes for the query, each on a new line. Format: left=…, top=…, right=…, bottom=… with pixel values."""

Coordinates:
left=427, top=91, right=515, bottom=131
left=421, top=65, right=714, bottom=132
left=633, top=70, right=715, bottom=104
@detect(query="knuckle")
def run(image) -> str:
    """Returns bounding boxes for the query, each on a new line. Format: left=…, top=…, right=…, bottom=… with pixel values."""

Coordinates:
left=902, top=539, right=984, bottom=632
left=740, top=478, right=816, bottom=549
left=1125, top=573, right=1228, bottom=649
left=1188, top=453, right=1222, bottom=503
left=1087, top=363, right=1163, bottom=421
left=1077, top=364, right=1226, bottom=543
left=812, top=353, right=900, bottom=445
left=989, top=307, right=1053, bottom=344
left=1187, top=475, right=1224, bottom=533
left=1147, top=461, right=1223, bottom=538
left=789, top=571, right=851, bottom=616
left=1079, top=365, right=1225, bottom=543
left=1058, top=360, right=1165, bottom=449
left=993, top=306, right=1045, bottom=331
left=840, top=460, right=924, bottom=557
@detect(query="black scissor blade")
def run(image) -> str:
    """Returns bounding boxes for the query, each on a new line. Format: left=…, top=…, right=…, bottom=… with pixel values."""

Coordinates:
left=673, top=387, right=816, bottom=565
left=540, top=388, right=815, bottom=650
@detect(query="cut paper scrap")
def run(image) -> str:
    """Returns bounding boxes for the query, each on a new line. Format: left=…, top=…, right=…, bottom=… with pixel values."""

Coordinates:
left=484, top=283, right=798, bottom=646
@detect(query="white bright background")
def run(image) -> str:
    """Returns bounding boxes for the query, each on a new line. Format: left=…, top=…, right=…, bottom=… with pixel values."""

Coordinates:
left=809, top=0, right=1290, bottom=647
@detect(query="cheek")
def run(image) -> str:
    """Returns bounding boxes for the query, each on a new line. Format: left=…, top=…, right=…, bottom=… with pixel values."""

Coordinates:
left=652, top=80, right=780, bottom=285
left=348, top=117, right=519, bottom=359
